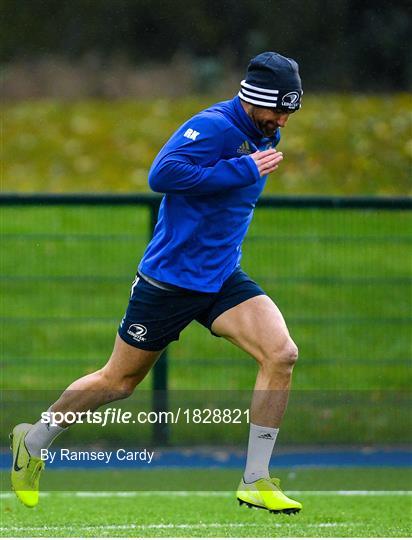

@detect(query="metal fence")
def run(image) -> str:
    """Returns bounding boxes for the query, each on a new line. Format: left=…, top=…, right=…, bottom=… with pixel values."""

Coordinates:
left=1, top=194, right=411, bottom=444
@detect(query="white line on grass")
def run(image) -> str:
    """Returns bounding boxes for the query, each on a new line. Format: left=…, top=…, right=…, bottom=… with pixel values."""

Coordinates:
left=0, top=522, right=356, bottom=533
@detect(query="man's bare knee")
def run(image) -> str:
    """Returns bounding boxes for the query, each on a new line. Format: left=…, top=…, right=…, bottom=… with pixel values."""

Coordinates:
left=97, top=337, right=162, bottom=400
left=257, top=338, right=299, bottom=373
left=97, top=367, right=137, bottom=401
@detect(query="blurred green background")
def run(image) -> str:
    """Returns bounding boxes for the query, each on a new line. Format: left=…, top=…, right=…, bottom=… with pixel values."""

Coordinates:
left=1, top=0, right=411, bottom=446
left=3, top=96, right=412, bottom=195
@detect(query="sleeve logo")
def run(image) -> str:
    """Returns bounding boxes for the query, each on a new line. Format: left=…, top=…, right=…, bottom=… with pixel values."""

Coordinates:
left=183, top=128, right=200, bottom=141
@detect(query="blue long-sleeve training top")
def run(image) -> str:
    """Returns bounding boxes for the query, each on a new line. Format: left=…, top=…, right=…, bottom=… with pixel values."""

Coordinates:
left=138, top=96, right=280, bottom=292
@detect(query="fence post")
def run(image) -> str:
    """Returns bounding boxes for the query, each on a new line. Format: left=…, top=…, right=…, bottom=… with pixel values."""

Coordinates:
left=149, top=200, right=170, bottom=445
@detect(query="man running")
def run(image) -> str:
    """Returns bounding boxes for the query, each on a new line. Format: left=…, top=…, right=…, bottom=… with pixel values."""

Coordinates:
left=11, top=51, right=303, bottom=513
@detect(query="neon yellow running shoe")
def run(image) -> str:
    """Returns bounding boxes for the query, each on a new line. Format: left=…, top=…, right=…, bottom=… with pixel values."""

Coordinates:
left=237, top=477, right=302, bottom=514
left=10, top=423, right=45, bottom=508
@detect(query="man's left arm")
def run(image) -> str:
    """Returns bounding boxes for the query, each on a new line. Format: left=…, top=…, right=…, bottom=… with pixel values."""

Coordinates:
left=148, top=115, right=260, bottom=196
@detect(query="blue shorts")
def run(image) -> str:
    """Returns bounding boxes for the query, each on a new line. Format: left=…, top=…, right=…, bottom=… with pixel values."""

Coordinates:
left=118, top=267, right=266, bottom=351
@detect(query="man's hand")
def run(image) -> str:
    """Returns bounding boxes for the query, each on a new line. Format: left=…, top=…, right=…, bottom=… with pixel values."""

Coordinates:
left=250, top=148, right=283, bottom=177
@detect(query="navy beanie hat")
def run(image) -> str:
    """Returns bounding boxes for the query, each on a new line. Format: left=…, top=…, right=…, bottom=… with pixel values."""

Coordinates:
left=238, top=51, right=303, bottom=111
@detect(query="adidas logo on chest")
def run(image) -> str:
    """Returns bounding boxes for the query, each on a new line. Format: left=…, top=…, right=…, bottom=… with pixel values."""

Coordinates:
left=237, top=140, right=253, bottom=155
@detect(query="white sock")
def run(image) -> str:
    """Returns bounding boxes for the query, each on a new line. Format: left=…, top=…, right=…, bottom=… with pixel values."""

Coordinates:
left=243, top=422, right=279, bottom=483
left=25, top=412, right=68, bottom=458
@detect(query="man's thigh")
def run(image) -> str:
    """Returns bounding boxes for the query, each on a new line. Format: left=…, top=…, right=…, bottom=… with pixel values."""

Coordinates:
left=211, top=295, right=293, bottom=361
left=103, top=333, right=164, bottom=382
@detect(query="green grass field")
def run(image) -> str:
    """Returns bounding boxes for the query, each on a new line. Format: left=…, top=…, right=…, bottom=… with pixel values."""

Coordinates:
left=1, top=468, right=411, bottom=537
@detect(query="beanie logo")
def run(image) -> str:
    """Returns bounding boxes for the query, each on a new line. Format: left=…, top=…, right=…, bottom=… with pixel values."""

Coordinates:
left=281, top=91, right=300, bottom=109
